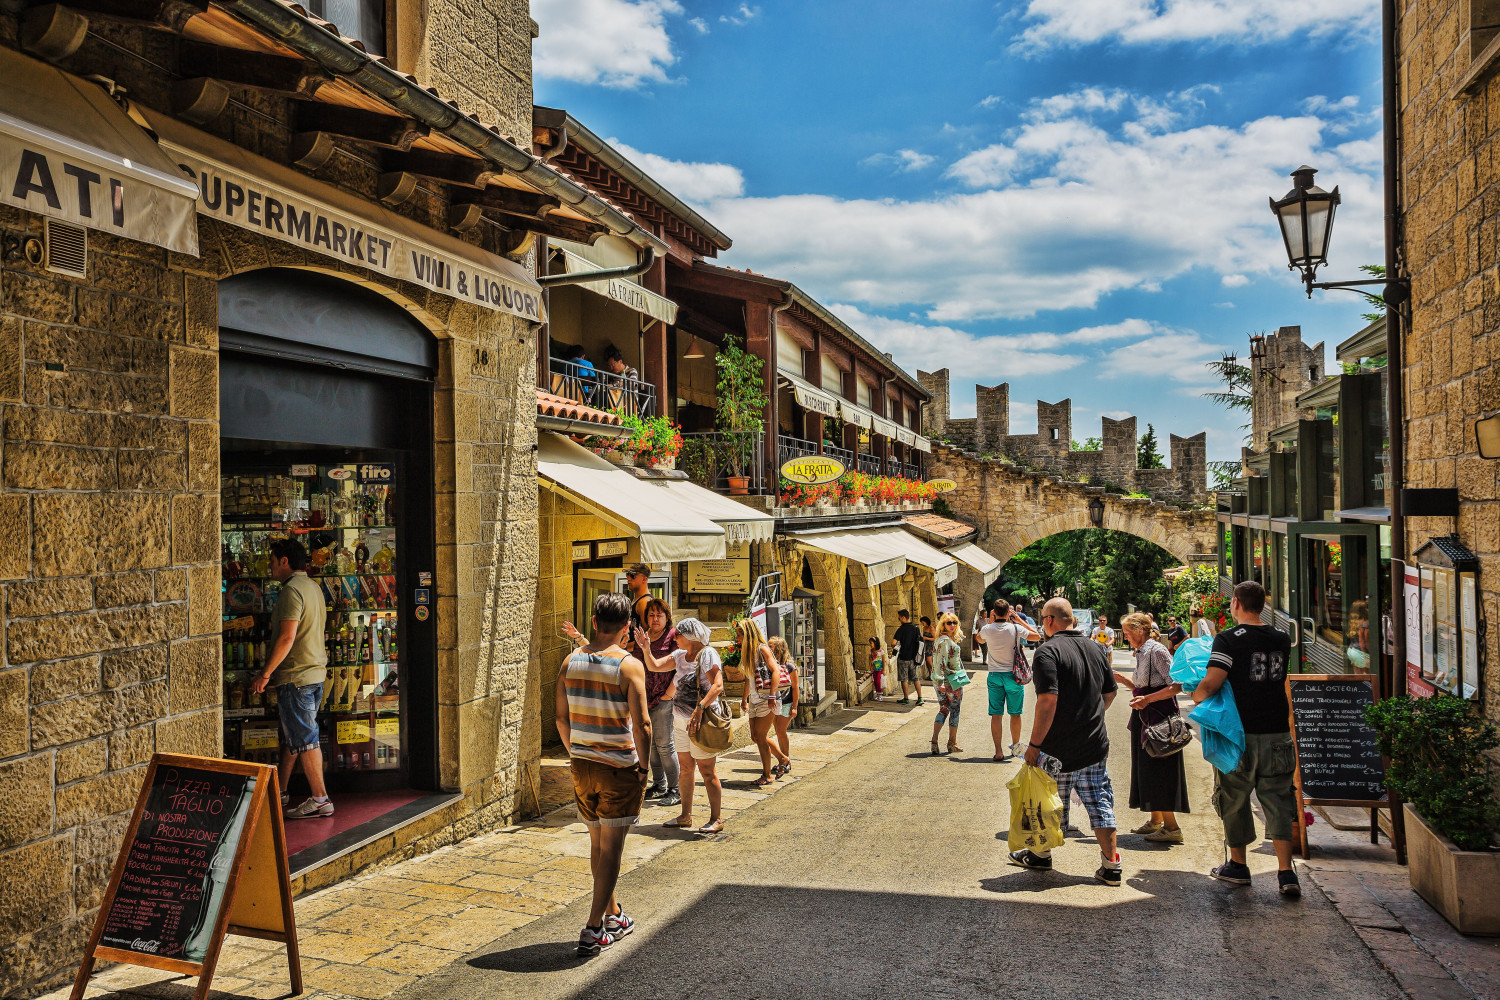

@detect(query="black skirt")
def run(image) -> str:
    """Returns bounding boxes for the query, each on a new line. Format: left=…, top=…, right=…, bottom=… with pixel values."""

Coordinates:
left=1127, top=685, right=1191, bottom=813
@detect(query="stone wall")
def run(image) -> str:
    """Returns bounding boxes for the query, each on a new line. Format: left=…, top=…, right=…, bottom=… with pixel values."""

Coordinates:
left=396, top=0, right=536, bottom=142
left=1397, top=0, right=1500, bottom=711
left=1249, top=325, right=1324, bottom=452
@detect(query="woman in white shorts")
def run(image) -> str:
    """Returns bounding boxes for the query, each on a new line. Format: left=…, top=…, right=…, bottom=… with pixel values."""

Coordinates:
left=638, top=617, right=726, bottom=835
left=737, top=617, right=791, bottom=788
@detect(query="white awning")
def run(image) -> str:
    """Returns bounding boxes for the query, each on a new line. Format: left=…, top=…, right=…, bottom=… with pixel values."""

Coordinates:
left=0, top=48, right=197, bottom=254
left=887, top=529, right=959, bottom=588
left=838, top=401, right=873, bottom=430
left=947, top=541, right=1002, bottom=586
left=145, top=110, right=544, bottom=323
left=645, top=479, right=774, bottom=544
left=895, top=426, right=917, bottom=446
left=555, top=245, right=678, bottom=324
left=790, top=529, right=907, bottom=587
left=537, top=433, right=725, bottom=562
left=782, top=373, right=840, bottom=418
left=871, top=415, right=901, bottom=440
left=913, top=435, right=932, bottom=453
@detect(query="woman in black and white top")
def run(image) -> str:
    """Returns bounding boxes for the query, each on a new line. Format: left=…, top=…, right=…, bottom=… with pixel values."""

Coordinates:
left=1116, top=612, right=1190, bottom=843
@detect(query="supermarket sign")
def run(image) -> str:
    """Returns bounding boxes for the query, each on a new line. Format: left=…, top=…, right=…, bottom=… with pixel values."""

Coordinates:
left=780, top=456, right=844, bottom=485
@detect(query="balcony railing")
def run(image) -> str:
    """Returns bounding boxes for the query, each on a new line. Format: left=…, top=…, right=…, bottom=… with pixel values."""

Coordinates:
left=856, top=454, right=881, bottom=476
left=680, top=431, right=766, bottom=495
left=547, top=358, right=656, bottom=417
left=777, top=434, right=817, bottom=471
left=823, top=442, right=854, bottom=468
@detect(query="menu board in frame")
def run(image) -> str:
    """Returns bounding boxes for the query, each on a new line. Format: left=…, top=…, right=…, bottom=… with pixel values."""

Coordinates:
left=70, top=754, right=300, bottom=1000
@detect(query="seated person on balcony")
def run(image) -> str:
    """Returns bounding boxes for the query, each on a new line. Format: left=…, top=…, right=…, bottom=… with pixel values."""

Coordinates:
left=604, top=344, right=639, bottom=382
left=561, top=344, right=598, bottom=401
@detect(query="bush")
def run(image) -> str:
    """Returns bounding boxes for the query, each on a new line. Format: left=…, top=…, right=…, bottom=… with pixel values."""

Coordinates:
left=1365, top=695, right=1500, bottom=851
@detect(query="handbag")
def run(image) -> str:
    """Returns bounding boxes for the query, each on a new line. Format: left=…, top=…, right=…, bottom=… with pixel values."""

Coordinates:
left=689, top=653, right=733, bottom=754
left=1010, top=626, right=1033, bottom=685
left=1141, top=714, right=1193, bottom=758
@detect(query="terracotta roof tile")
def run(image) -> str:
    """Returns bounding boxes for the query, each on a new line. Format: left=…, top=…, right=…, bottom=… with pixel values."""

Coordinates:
left=902, top=512, right=977, bottom=542
left=536, top=389, right=622, bottom=427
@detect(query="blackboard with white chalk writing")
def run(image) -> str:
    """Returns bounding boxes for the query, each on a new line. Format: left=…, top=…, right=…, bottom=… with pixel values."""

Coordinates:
left=1288, top=676, right=1387, bottom=802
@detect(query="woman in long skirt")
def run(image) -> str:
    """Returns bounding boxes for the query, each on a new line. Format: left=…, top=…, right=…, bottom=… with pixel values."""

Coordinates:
left=1116, top=612, right=1190, bottom=843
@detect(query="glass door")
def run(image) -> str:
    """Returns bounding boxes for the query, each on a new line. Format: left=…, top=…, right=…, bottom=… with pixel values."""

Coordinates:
left=1287, top=522, right=1381, bottom=677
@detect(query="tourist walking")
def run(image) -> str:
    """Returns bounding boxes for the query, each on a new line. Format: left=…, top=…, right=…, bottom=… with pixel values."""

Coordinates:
left=637, top=617, right=727, bottom=835
left=919, top=615, right=937, bottom=681
left=1116, top=612, right=1189, bottom=843
left=1165, top=614, right=1188, bottom=653
left=553, top=593, right=651, bottom=955
left=251, top=539, right=332, bottom=819
left=977, top=600, right=1041, bottom=761
left=736, top=617, right=791, bottom=787
left=893, top=610, right=924, bottom=705
left=1092, top=615, right=1116, bottom=648
left=868, top=636, right=886, bottom=701
left=641, top=599, right=680, bottom=807
left=1011, top=597, right=1123, bottom=887
left=928, top=612, right=970, bottom=755
left=767, top=636, right=798, bottom=777
left=1193, top=581, right=1300, bottom=897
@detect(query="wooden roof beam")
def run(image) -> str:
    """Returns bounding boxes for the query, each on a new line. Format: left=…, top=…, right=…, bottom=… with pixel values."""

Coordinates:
left=294, top=104, right=428, bottom=153
left=28, top=0, right=206, bottom=32
left=177, top=40, right=329, bottom=97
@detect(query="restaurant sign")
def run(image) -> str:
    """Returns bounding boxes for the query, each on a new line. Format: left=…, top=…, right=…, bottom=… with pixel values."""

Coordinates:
left=926, top=478, right=958, bottom=493
left=780, top=456, right=845, bottom=485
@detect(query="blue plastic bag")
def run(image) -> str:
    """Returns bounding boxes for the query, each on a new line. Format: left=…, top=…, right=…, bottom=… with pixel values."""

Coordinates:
left=1170, top=635, right=1214, bottom=693
left=1191, top=684, right=1246, bottom=773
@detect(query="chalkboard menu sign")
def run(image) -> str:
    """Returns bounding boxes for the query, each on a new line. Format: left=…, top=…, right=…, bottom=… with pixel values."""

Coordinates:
left=1288, top=676, right=1387, bottom=802
left=98, top=766, right=257, bottom=962
left=70, top=754, right=300, bottom=1000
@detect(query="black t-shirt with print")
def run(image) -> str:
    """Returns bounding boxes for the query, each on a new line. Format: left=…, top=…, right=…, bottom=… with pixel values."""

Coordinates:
left=1208, top=623, right=1293, bottom=734
left=1031, top=631, right=1117, bottom=772
left=1166, top=625, right=1188, bottom=648
left=893, top=622, right=922, bottom=661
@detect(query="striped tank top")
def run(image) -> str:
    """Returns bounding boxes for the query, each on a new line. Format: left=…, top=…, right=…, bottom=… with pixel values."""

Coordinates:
left=563, top=648, right=638, bottom=767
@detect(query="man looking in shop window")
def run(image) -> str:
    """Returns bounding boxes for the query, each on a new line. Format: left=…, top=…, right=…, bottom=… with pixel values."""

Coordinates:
left=892, top=610, right=925, bottom=706
left=252, top=539, right=332, bottom=819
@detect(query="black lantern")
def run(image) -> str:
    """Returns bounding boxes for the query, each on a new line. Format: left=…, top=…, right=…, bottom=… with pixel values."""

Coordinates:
left=1088, top=496, right=1105, bottom=529
left=1270, top=166, right=1340, bottom=291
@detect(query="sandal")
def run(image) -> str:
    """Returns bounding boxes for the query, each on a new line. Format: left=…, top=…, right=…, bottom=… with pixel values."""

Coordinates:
left=663, top=816, right=694, bottom=828
left=697, top=819, right=724, bottom=835
left=752, top=775, right=773, bottom=787
left=948, top=743, right=964, bottom=753
left=771, top=763, right=787, bottom=778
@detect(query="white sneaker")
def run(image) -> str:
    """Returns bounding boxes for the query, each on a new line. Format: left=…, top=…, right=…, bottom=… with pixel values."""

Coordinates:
left=285, top=797, right=334, bottom=819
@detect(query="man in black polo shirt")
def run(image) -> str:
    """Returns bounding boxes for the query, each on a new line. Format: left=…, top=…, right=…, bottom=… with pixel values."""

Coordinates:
left=1192, top=580, right=1299, bottom=897
left=1011, top=597, right=1122, bottom=886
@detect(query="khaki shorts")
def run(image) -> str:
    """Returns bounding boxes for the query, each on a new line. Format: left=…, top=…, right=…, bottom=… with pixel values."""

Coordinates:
left=571, top=756, right=645, bottom=829
left=674, top=714, right=720, bottom=760
left=1213, top=731, right=1298, bottom=847
left=746, top=699, right=774, bottom=720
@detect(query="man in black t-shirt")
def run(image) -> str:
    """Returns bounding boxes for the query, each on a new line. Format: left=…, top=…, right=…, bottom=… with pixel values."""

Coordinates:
left=892, top=611, right=924, bottom=706
left=1165, top=616, right=1188, bottom=653
left=1192, top=580, right=1300, bottom=898
left=1011, top=597, right=1122, bottom=887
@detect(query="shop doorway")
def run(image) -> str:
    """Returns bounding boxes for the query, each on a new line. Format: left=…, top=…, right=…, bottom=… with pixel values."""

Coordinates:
left=217, top=269, right=450, bottom=873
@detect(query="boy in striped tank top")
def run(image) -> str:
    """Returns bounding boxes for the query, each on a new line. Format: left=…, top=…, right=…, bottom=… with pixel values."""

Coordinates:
left=555, top=592, right=651, bottom=955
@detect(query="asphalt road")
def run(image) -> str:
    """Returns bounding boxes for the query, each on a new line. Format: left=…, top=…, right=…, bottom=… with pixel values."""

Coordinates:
left=399, top=654, right=1402, bottom=1000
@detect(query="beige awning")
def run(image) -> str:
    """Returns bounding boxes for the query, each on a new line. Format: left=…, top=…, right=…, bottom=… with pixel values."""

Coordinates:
left=895, top=426, right=917, bottom=446
left=871, top=415, right=901, bottom=440
left=537, top=433, right=725, bottom=562
left=0, top=48, right=198, bottom=254
left=144, top=110, right=544, bottom=323
left=838, top=401, right=873, bottom=430
left=555, top=245, right=678, bottom=324
left=913, top=435, right=932, bottom=453
left=645, top=480, right=774, bottom=544
left=782, top=373, right=840, bottom=418
left=888, top=529, right=959, bottom=587
left=947, top=541, right=1002, bottom=586
left=790, top=529, right=907, bottom=586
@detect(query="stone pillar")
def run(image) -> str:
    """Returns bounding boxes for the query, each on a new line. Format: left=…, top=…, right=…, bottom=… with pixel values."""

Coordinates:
left=975, top=382, right=1009, bottom=455
left=800, top=549, right=857, bottom=703
left=918, top=368, right=949, bottom=439
left=1036, top=399, right=1072, bottom=455
left=1101, top=415, right=1137, bottom=482
left=954, top=566, right=988, bottom=658
left=848, top=563, right=886, bottom=703
left=1171, top=432, right=1208, bottom=500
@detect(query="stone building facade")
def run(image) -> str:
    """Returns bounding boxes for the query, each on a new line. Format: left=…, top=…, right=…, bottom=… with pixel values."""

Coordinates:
left=919, top=369, right=1208, bottom=505
left=1248, top=325, right=1325, bottom=453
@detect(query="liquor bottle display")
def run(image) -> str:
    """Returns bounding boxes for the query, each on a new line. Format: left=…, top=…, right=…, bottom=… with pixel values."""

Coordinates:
left=220, top=465, right=402, bottom=782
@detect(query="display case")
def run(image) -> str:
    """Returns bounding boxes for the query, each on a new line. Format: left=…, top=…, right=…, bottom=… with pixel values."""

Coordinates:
left=220, top=465, right=405, bottom=786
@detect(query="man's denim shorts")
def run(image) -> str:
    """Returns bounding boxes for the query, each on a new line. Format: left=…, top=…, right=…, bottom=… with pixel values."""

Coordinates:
left=277, top=682, right=323, bottom=754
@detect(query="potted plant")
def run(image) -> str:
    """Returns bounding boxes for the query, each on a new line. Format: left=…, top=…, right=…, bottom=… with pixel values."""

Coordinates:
left=1366, top=694, right=1500, bottom=934
left=715, top=334, right=766, bottom=495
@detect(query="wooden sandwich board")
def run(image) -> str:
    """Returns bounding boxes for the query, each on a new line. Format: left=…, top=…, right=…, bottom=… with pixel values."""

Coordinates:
left=1286, top=674, right=1405, bottom=862
left=70, top=754, right=300, bottom=1000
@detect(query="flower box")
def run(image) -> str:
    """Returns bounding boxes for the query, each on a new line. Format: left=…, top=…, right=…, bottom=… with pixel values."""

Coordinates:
left=1405, top=804, right=1500, bottom=935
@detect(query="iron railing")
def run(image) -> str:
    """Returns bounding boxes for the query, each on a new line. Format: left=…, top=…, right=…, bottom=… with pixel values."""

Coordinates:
left=905, top=462, right=922, bottom=480
left=856, top=453, right=881, bottom=475
left=546, top=357, right=657, bottom=417
left=823, top=442, right=854, bottom=468
left=777, top=434, right=818, bottom=471
left=679, top=431, right=766, bottom=494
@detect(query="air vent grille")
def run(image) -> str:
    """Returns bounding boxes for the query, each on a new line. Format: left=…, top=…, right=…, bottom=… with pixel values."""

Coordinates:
left=45, top=219, right=87, bottom=278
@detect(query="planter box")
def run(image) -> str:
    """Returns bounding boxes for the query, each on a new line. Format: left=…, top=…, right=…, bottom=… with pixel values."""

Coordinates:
left=1405, top=803, right=1500, bottom=935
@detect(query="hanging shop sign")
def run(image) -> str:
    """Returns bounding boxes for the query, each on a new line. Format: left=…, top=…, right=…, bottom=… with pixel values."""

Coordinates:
left=556, top=247, right=677, bottom=324
left=780, top=455, right=846, bottom=485
left=595, top=540, right=629, bottom=558
left=926, top=478, right=958, bottom=493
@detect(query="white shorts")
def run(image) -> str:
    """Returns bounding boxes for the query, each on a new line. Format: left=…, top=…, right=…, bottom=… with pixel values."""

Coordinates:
left=746, top=699, right=774, bottom=720
left=674, top=714, right=720, bottom=760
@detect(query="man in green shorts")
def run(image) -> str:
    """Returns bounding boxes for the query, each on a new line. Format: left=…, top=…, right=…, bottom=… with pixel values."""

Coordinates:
left=976, top=600, right=1041, bottom=761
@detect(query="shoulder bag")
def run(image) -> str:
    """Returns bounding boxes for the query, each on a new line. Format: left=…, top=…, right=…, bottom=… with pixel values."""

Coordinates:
left=1141, top=714, right=1193, bottom=757
left=943, top=639, right=972, bottom=688
left=689, top=652, right=733, bottom=753
left=1011, top=626, right=1033, bottom=684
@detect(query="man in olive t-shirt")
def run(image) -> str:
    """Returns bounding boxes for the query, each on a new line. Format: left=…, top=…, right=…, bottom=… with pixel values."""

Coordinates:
left=251, top=539, right=332, bottom=819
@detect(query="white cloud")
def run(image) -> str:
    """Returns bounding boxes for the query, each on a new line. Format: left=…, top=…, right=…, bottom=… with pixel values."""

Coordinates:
left=533, top=0, right=682, bottom=88
left=1013, top=0, right=1378, bottom=50
left=980, top=95, right=1004, bottom=109
left=1221, top=273, right=1249, bottom=287
left=721, top=3, right=760, bottom=24
left=865, top=149, right=937, bottom=172
left=1103, top=331, right=1229, bottom=381
left=1303, top=94, right=1360, bottom=114
left=1100, top=410, right=1134, bottom=420
left=1028, top=87, right=1129, bottom=120
left=690, top=16, right=709, bottom=32
left=710, top=99, right=1381, bottom=321
left=607, top=140, right=745, bottom=206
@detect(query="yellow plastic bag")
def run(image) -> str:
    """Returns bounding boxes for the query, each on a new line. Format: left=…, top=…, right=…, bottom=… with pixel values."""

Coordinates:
left=1007, top=763, right=1065, bottom=854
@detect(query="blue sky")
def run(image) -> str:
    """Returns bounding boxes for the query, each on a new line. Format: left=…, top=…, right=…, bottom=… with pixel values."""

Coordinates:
left=531, top=0, right=1385, bottom=463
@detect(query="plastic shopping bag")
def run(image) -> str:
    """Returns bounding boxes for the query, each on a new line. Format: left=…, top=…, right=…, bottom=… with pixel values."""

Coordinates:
left=1170, top=635, right=1215, bottom=693
left=1190, top=683, right=1246, bottom=774
left=1007, top=763, right=1065, bottom=854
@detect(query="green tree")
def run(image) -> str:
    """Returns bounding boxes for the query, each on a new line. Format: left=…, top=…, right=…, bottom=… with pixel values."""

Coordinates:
left=1202, top=352, right=1252, bottom=417
left=997, top=529, right=1178, bottom=622
left=714, top=334, right=766, bottom=476
left=1138, top=424, right=1165, bottom=469
left=1071, top=436, right=1102, bottom=451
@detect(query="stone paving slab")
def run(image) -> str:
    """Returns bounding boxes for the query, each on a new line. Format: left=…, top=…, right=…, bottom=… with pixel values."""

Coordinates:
left=54, top=702, right=923, bottom=1000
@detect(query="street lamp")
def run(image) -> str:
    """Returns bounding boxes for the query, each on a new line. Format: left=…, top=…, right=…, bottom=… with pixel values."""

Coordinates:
left=1269, top=165, right=1410, bottom=303
left=1088, top=496, right=1105, bottom=529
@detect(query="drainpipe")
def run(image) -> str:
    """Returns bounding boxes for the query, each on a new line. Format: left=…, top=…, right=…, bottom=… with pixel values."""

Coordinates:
left=540, top=127, right=569, bottom=163
left=536, top=247, right=655, bottom=287
left=1383, top=0, right=1407, bottom=701
left=767, top=292, right=795, bottom=487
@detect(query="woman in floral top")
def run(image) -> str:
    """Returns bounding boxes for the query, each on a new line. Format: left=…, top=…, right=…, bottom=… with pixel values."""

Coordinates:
left=928, top=612, right=970, bottom=755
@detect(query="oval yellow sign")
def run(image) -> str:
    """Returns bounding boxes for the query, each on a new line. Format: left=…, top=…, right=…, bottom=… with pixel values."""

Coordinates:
left=926, top=478, right=958, bottom=493
left=780, top=456, right=846, bottom=485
